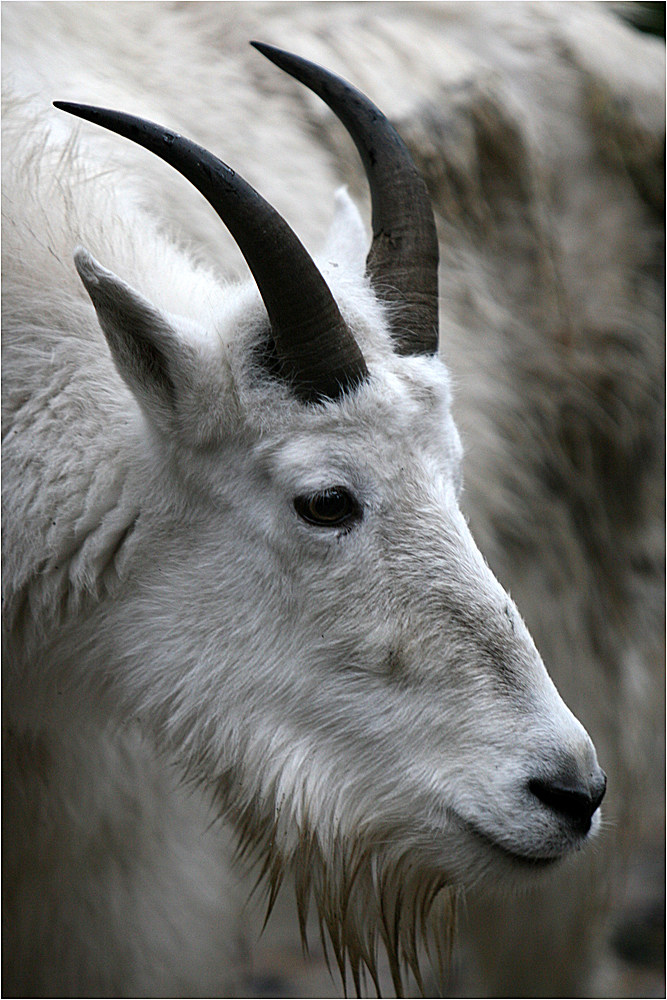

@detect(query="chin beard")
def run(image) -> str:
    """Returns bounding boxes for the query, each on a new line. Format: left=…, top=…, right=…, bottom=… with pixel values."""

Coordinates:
left=231, top=796, right=459, bottom=997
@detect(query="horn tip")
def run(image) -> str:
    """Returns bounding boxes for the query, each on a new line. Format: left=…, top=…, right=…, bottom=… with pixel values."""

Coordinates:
left=249, top=40, right=273, bottom=59
left=250, top=40, right=295, bottom=69
left=53, top=100, right=99, bottom=121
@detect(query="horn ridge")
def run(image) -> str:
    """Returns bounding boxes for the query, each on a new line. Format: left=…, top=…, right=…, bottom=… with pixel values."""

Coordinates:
left=53, top=101, right=368, bottom=404
left=251, top=41, right=439, bottom=356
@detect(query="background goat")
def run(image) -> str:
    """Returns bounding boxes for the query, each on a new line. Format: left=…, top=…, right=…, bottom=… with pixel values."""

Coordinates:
left=3, top=3, right=664, bottom=997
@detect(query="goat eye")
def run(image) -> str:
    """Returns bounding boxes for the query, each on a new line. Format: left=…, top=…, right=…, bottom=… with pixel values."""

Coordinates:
left=294, top=487, right=360, bottom=528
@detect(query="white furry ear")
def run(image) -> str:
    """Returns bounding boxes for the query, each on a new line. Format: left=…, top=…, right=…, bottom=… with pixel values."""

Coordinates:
left=75, top=247, right=221, bottom=439
left=320, top=187, right=368, bottom=275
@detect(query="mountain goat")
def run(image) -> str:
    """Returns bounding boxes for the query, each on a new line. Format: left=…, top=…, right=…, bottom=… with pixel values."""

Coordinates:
left=3, top=3, right=663, bottom=998
left=1, top=27, right=610, bottom=1000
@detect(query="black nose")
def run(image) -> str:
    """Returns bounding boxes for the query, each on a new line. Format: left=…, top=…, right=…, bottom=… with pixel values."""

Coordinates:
left=529, top=770, right=607, bottom=835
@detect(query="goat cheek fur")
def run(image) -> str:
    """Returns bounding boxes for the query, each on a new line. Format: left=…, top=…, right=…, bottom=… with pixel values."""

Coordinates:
left=3, top=3, right=662, bottom=997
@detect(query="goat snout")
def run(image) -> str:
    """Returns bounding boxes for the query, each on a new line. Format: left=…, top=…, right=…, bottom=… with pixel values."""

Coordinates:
left=528, top=768, right=607, bottom=835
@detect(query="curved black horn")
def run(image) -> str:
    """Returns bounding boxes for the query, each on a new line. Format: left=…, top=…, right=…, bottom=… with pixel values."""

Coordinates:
left=53, top=102, right=368, bottom=404
left=251, top=41, right=439, bottom=356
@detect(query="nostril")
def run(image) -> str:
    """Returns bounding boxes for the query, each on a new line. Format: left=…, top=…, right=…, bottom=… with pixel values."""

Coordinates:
left=529, top=778, right=594, bottom=832
left=529, top=770, right=607, bottom=834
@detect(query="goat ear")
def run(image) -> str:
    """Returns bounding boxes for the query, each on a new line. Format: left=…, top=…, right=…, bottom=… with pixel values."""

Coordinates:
left=74, top=247, right=202, bottom=432
left=320, top=187, right=368, bottom=275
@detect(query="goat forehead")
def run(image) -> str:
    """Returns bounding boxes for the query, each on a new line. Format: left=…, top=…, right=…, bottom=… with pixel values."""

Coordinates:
left=255, top=357, right=457, bottom=472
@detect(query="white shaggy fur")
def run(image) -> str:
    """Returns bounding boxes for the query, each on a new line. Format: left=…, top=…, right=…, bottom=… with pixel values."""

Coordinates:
left=3, top=3, right=663, bottom=997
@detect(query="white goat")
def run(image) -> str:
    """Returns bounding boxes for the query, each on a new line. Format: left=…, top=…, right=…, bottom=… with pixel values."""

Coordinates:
left=6, top=3, right=665, bottom=997
left=2, top=31, right=610, bottom=999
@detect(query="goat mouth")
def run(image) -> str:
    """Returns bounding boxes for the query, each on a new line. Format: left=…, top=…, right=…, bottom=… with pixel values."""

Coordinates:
left=487, top=839, right=562, bottom=868
left=463, top=818, right=564, bottom=869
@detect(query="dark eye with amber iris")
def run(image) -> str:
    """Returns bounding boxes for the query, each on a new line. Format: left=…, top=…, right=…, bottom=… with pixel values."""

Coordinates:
left=294, top=487, right=360, bottom=529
